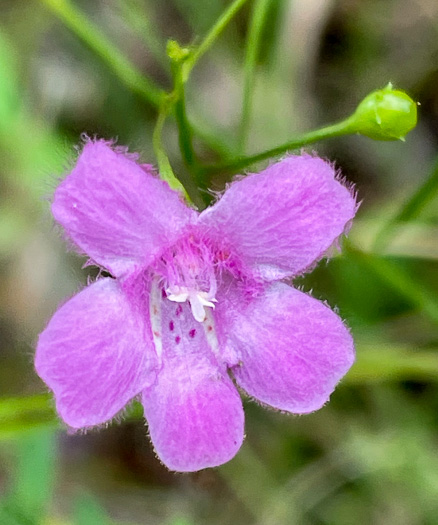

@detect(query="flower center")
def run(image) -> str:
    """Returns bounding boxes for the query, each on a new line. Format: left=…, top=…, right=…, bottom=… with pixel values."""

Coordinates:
left=153, top=235, right=217, bottom=323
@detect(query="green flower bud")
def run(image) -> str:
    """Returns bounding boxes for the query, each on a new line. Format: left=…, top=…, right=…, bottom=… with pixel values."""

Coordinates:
left=166, top=40, right=190, bottom=63
left=350, top=83, right=417, bottom=141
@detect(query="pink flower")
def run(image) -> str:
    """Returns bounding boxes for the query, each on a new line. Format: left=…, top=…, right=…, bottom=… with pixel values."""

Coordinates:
left=35, top=139, right=357, bottom=472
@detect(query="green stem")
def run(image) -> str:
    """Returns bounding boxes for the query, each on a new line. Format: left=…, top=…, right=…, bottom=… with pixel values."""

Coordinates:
left=345, top=344, right=438, bottom=383
left=374, top=155, right=438, bottom=251
left=38, top=0, right=164, bottom=107
left=199, top=117, right=356, bottom=177
left=0, top=393, right=58, bottom=439
left=238, top=0, right=273, bottom=153
left=183, top=0, right=250, bottom=78
left=345, top=241, right=438, bottom=326
left=3, top=343, right=438, bottom=436
left=38, top=0, right=235, bottom=159
left=152, top=100, right=190, bottom=200
left=0, top=393, right=53, bottom=420
left=172, top=62, right=196, bottom=169
left=152, top=100, right=204, bottom=207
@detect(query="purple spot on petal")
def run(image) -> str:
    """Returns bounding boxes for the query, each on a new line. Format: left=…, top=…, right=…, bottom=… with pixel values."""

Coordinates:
left=175, top=305, right=183, bottom=317
left=189, top=328, right=196, bottom=338
left=169, top=321, right=174, bottom=332
left=161, top=288, right=167, bottom=299
left=175, top=335, right=181, bottom=344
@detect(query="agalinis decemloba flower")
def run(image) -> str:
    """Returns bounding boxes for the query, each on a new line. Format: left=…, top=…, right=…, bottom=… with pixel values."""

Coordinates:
left=35, top=139, right=357, bottom=472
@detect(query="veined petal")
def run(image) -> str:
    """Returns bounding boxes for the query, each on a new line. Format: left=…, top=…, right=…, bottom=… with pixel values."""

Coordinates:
left=35, top=278, right=157, bottom=428
left=216, top=282, right=354, bottom=414
left=52, top=140, right=195, bottom=277
left=143, top=299, right=244, bottom=472
left=199, top=155, right=356, bottom=279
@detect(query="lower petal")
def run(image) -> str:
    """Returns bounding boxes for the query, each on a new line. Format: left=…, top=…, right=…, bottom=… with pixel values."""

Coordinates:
left=142, top=299, right=244, bottom=472
left=35, top=278, right=157, bottom=428
left=219, top=282, right=354, bottom=414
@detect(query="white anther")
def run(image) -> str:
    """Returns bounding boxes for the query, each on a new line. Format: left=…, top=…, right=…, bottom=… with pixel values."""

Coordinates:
left=166, top=287, right=216, bottom=323
left=166, top=291, right=189, bottom=303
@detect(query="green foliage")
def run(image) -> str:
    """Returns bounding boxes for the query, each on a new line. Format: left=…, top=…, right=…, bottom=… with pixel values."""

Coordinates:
left=375, top=155, right=438, bottom=250
left=0, top=0, right=436, bottom=523
left=0, top=430, right=56, bottom=524
left=73, top=494, right=112, bottom=525
left=0, top=395, right=58, bottom=440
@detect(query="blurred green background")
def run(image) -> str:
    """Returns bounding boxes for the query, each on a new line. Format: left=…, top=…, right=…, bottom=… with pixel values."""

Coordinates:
left=1, top=0, right=438, bottom=523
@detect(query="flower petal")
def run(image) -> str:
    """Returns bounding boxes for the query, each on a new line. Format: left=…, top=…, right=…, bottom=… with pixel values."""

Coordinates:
left=216, top=282, right=354, bottom=413
left=35, top=278, right=157, bottom=428
left=53, top=140, right=195, bottom=277
left=199, top=155, right=356, bottom=279
left=142, top=299, right=244, bottom=472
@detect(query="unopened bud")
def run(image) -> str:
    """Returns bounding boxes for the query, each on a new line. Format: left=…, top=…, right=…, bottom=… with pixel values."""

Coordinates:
left=166, top=40, right=190, bottom=63
left=350, top=83, right=417, bottom=141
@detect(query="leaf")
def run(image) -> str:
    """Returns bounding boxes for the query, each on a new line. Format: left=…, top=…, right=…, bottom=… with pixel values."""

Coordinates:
left=0, top=394, right=58, bottom=441
left=374, top=155, right=438, bottom=250
left=72, top=493, right=112, bottom=525
left=0, top=30, right=21, bottom=128
left=12, top=429, right=57, bottom=520
left=0, top=429, right=57, bottom=524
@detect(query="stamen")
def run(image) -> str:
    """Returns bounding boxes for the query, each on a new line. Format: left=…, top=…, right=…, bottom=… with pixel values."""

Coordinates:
left=189, top=294, right=208, bottom=322
left=166, top=287, right=217, bottom=323
left=203, top=308, right=220, bottom=357
left=166, top=288, right=189, bottom=303
left=149, top=277, right=163, bottom=361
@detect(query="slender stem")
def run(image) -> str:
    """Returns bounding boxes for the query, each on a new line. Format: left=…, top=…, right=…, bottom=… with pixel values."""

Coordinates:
left=152, top=100, right=205, bottom=207
left=184, top=0, right=250, bottom=78
left=152, top=100, right=190, bottom=200
left=345, top=344, right=438, bottom=383
left=0, top=393, right=58, bottom=438
left=38, top=0, right=164, bottom=107
left=172, top=62, right=196, bottom=169
left=344, top=241, right=438, bottom=326
left=0, top=393, right=53, bottom=419
left=37, top=0, right=228, bottom=157
left=3, top=343, right=438, bottom=435
left=374, top=155, right=438, bottom=251
left=199, top=117, right=356, bottom=177
left=238, top=0, right=272, bottom=153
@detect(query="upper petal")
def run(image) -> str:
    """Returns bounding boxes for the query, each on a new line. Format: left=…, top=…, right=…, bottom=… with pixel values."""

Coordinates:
left=216, top=282, right=354, bottom=414
left=53, top=140, right=195, bottom=277
left=199, top=155, right=357, bottom=279
left=35, top=278, right=157, bottom=428
left=142, top=297, right=244, bottom=472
